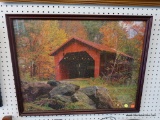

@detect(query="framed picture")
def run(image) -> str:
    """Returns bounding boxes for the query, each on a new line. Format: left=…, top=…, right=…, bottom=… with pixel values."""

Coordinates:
left=6, top=14, right=152, bottom=116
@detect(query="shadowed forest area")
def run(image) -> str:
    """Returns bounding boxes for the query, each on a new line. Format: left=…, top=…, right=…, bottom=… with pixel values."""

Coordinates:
left=13, top=19, right=146, bottom=111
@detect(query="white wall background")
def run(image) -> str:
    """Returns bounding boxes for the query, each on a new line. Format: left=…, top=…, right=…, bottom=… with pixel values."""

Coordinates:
left=0, top=2, right=160, bottom=120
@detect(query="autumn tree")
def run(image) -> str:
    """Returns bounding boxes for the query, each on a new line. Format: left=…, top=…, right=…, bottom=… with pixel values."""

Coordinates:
left=14, top=20, right=67, bottom=80
left=99, top=21, right=146, bottom=84
left=37, top=20, right=67, bottom=79
left=14, top=20, right=43, bottom=79
left=100, top=21, right=128, bottom=50
left=99, top=21, right=129, bottom=81
left=59, top=20, right=88, bottom=40
left=122, top=21, right=146, bottom=58
left=121, top=21, right=146, bottom=82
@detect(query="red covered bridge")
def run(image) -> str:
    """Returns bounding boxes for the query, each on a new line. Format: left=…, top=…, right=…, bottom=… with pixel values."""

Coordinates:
left=50, top=37, right=133, bottom=81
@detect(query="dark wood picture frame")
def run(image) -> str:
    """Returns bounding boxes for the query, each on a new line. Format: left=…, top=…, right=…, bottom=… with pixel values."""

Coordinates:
left=6, top=14, right=152, bottom=116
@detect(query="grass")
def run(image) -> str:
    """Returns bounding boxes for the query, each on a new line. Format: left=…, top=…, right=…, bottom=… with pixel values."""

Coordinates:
left=107, top=85, right=137, bottom=108
left=24, top=103, right=53, bottom=111
left=65, top=102, right=96, bottom=110
left=67, top=77, right=107, bottom=88
left=67, top=77, right=137, bottom=108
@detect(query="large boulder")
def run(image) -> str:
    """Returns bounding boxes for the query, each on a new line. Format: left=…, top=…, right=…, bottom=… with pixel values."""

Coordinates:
left=80, top=86, right=98, bottom=103
left=80, top=86, right=113, bottom=109
left=48, top=100, right=65, bottom=110
left=48, top=95, right=72, bottom=110
left=49, top=83, right=80, bottom=98
left=33, top=98, right=53, bottom=106
left=52, top=95, right=72, bottom=103
left=47, top=80, right=61, bottom=87
left=32, top=95, right=72, bottom=110
left=71, top=91, right=96, bottom=109
left=95, top=87, right=113, bottom=109
left=80, top=86, right=98, bottom=97
left=21, top=82, right=53, bottom=102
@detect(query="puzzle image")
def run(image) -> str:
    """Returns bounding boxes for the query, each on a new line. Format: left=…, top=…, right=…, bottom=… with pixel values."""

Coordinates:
left=13, top=19, right=146, bottom=111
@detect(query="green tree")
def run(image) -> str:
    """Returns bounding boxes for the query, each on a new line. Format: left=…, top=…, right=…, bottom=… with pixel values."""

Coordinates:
left=82, top=21, right=105, bottom=43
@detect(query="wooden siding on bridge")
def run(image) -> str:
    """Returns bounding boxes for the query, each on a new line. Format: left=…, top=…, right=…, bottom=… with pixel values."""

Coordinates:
left=52, top=38, right=100, bottom=80
left=50, top=37, right=132, bottom=81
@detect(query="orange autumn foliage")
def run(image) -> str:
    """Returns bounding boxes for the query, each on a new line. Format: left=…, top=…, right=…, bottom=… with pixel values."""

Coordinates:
left=60, top=20, right=88, bottom=40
